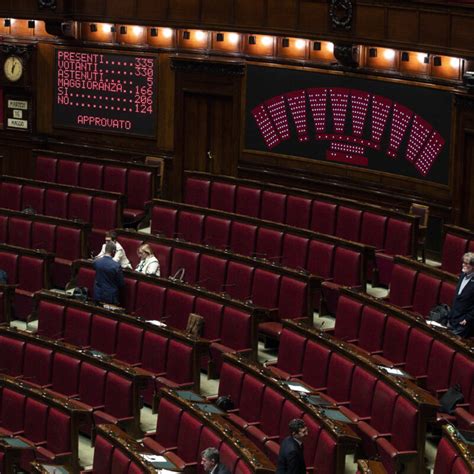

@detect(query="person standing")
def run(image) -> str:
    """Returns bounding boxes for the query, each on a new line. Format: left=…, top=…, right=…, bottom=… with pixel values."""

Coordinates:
left=200, top=447, right=231, bottom=474
left=93, top=241, right=124, bottom=305
left=276, top=418, right=308, bottom=474
left=96, top=230, right=132, bottom=269
left=448, top=252, right=474, bottom=338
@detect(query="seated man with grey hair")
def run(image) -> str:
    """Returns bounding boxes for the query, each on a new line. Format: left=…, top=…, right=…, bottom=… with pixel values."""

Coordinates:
left=448, top=252, right=474, bottom=338
left=200, top=447, right=231, bottom=474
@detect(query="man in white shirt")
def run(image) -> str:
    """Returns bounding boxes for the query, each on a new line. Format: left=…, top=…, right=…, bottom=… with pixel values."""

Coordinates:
left=95, top=230, right=132, bottom=270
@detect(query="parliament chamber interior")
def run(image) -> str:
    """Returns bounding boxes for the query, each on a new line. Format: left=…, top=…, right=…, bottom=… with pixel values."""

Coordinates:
left=0, top=0, right=472, bottom=472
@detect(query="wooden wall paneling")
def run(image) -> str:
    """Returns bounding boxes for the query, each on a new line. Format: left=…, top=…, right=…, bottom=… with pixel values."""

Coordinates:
left=386, top=7, right=419, bottom=44
left=234, top=0, right=267, bottom=28
left=450, top=15, right=474, bottom=52
left=105, top=0, right=136, bottom=19
left=297, top=1, right=328, bottom=35
left=135, top=1, right=168, bottom=21
left=9, top=0, right=38, bottom=15
left=201, top=0, right=234, bottom=26
left=418, top=12, right=450, bottom=47
left=461, top=133, right=474, bottom=229
left=355, top=6, right=386, bottom=41
left=74, top=0, right=106, bottom=17
left=267, top=0, right=298, bottom=31
left=168, top=0, right=201, bottom=22
left=36, top=43, right=54, bottom=136
left=157, top=54, right=175, bottom=153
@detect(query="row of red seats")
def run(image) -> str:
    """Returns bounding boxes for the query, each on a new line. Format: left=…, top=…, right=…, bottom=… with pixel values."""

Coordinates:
left=184, top=173, right=417, bottom=286
left=0, top=210, right=87, bottom=287
left=144, top=390, right=274, bottom=474
left=0, top=178, right=121, bottom=252
left=331, top=292, right=474, bottom=429
left=0, top=376, right=85, bottom=471
left=434, top=426, right=473, bottom=474
left=387, top=257, right=457, bottom=318
left=441, top=224, right=474, bottom=276
left=35, top=151, right=156, bottom=222
left=35, top=297, right=197, bottom=406
left=117, top=230, right=314, bottom=337
left=73, top=261, right=280, bottom=365
left=0, top=246, right=51, bottom=320
left=215, top=356, right=351, bottom=474
left=151, top=201, right=363, bottom=315
left=268, top=325, right=437, bottom=474
left=0, top=330, right=140, bottom=435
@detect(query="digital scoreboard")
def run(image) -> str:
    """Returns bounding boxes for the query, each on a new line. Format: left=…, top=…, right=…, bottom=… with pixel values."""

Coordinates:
left=53, top=49, right=157, bottom=137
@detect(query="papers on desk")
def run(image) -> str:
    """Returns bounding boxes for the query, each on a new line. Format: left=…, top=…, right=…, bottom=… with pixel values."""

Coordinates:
left=426, top=320, right=446, bottom=328
left=378, top=366, right=409, bottom=377
left=285, top=382, right=310, bottom=394
left=141, top=454, right=167, bottom=463
left=147, top=320, right=167, bottom=327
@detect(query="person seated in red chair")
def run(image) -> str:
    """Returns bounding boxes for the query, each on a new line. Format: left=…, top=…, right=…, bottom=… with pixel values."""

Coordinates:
left=135, top=243, right=160, bottom=276
left=448, top=252, right=474, bottom=338
left=201, top=447, right=231, bottom=474
left=96, top=230, right=132, bottom=270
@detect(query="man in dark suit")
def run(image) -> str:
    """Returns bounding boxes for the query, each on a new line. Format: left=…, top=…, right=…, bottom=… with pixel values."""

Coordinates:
left=448, top=252, right=474, bottom=338
left=276, top=418, right=309, bottom=474
left=93, top=241, right=124, bottom=305
left=201, top=447, right=231, bottom=474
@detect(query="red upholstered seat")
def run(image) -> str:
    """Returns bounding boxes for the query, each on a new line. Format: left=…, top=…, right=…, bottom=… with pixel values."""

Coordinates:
left=285, top=195, right=312, bottom=229
left=78, top=362, right=107, bottom=410
left=177, top=211, right=204, bottom=244
left=218, top=362, right=245, bottom=407
left=449, top=353, right=474, bottom=410
left=210, top=182, right=236, bottom=213
left=8, top=217, right=32, bottom=248
left=36, top=155, right=57, bottom=182
left=324, top=353, right=355, bottom=405
left=156, top=340, right=193, bottom=390
left=336, top=206, right=362, bottom=242
left=37, top=300, right=65, bottom=339
left=376, top=218, right=414, bottom=286
left=268, top=329, right=307, bottom=379
left=224, top=261, right=254, bottom=301
left=50, top=353, right=81, bottom=398
left=306, top=240, right=335, bottom=281
left=334, top=295, right=363, bottom=342
left=94, top=372, right=134, bottom=427
left=357, top=306, right=387, bottom=353
left=63, top=307, right=92, bottom=347
left=403, top=328, right=433, bottom=379
left=22, top=344, right=53, bottom=386
left=75, top=267, right=96, bottom=294
left=360, top=212, right=387, bottom=249
left=0, top=335, right=25, bottom=376
left=235, top=186, right=262, bottom=218
left=164, top=289, right=195, bottom=331
left=310, top=201, right=337, bottom=235
left=15, top=255, right=46, bottom=320
left=21, top=398, right=48, bottom=446
left=251, top=268, right=281, bottom=310
left=255, top=227, right=283, bottom=262
left=54, top=226, right=83, bottom=287
left=184, top=177, right=210, bottom=207
left=439, top=281, right=456, bottom=306
left=203, top=216, right=231, bottom=250
left=219, top=443, right=239, bottom=472
left=103, top=166, right=127, bottom=194
left=433, top=437, right=459, bottom=473
left=22, top=185, right=45, bottom=214
left=117, top=236, right=142, bottom=269
left=56, top=160, right=80, bottom=186
left=411, top=273, right=442, bottom=318
left=90, top=435, right=114, bottom=473
left=0, top=388, right=26, bottom=436
left=109, top=449, right=131, bottom=473
left=0, top=182, right=22, bottom=210
left=36, top=408, right=72, bottom=463
left=79, top=163, right=104, bottom=190
left=300, top=340, right=331, bottom=390
left=0, top=216, right=7, bottom=243
left=342, top=367, right=377, bottom=422
left=388, top=264, right=418, bottom=308
left=31, top=223, right=56, bottom=253
left=313, top=429, right=337, bottom=474
left=426, top=341, right=456, bottom=396
left=276, top=276, right=307, bottom=323
left=198, top=254, right=227, bottom=292
left=281, top=234, right=309, bottom=271
left=134, top=282, right=166, bottom=321
left=148, top=243, right=171, bottom=278
left=229, top=221, right=257, bottom=257
left=89, top=315, right=119, bottom=355
left=170, top=248, right=200, bottom=284
left=126, top=169, right=152, bottom=218
left=171, top=412, right=203, bottom=470
left=115, top=323, right=144, bottom=365
left=151, top=205, right=178, bottom=238
left=228, top=374, right=265, bottom=428
left=441, top=233, right=468, bottom=275
left=260, top=191, right=287, bottom=224
left=197, top=427, right=222, bottom=474
left=373, top=317, right=411, bottom=366
left=45, top=189, right=69, bottom=218
left=194, top=298, right=223, bottom=342
left=68, top=193, right=93, bottom=223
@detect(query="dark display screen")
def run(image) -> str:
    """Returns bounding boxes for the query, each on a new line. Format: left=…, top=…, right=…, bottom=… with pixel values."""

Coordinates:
left=245, top=65, right=452, bottom=184
left=54, top=49, right=157, bottom=137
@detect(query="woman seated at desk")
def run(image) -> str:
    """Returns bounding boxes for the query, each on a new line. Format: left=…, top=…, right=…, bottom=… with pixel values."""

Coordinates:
left=135, top=243, right=160, bottom=277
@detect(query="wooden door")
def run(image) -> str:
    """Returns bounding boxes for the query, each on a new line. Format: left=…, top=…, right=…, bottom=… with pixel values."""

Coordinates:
left=182, top=92, right=234, bottom=176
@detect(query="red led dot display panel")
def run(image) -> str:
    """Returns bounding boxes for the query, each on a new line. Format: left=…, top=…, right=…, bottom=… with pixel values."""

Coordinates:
left=54, top=48, right=157, bottom=137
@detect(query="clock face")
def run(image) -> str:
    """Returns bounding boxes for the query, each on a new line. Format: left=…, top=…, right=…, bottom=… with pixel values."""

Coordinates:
left=4, top=55, right=23, bottom=82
